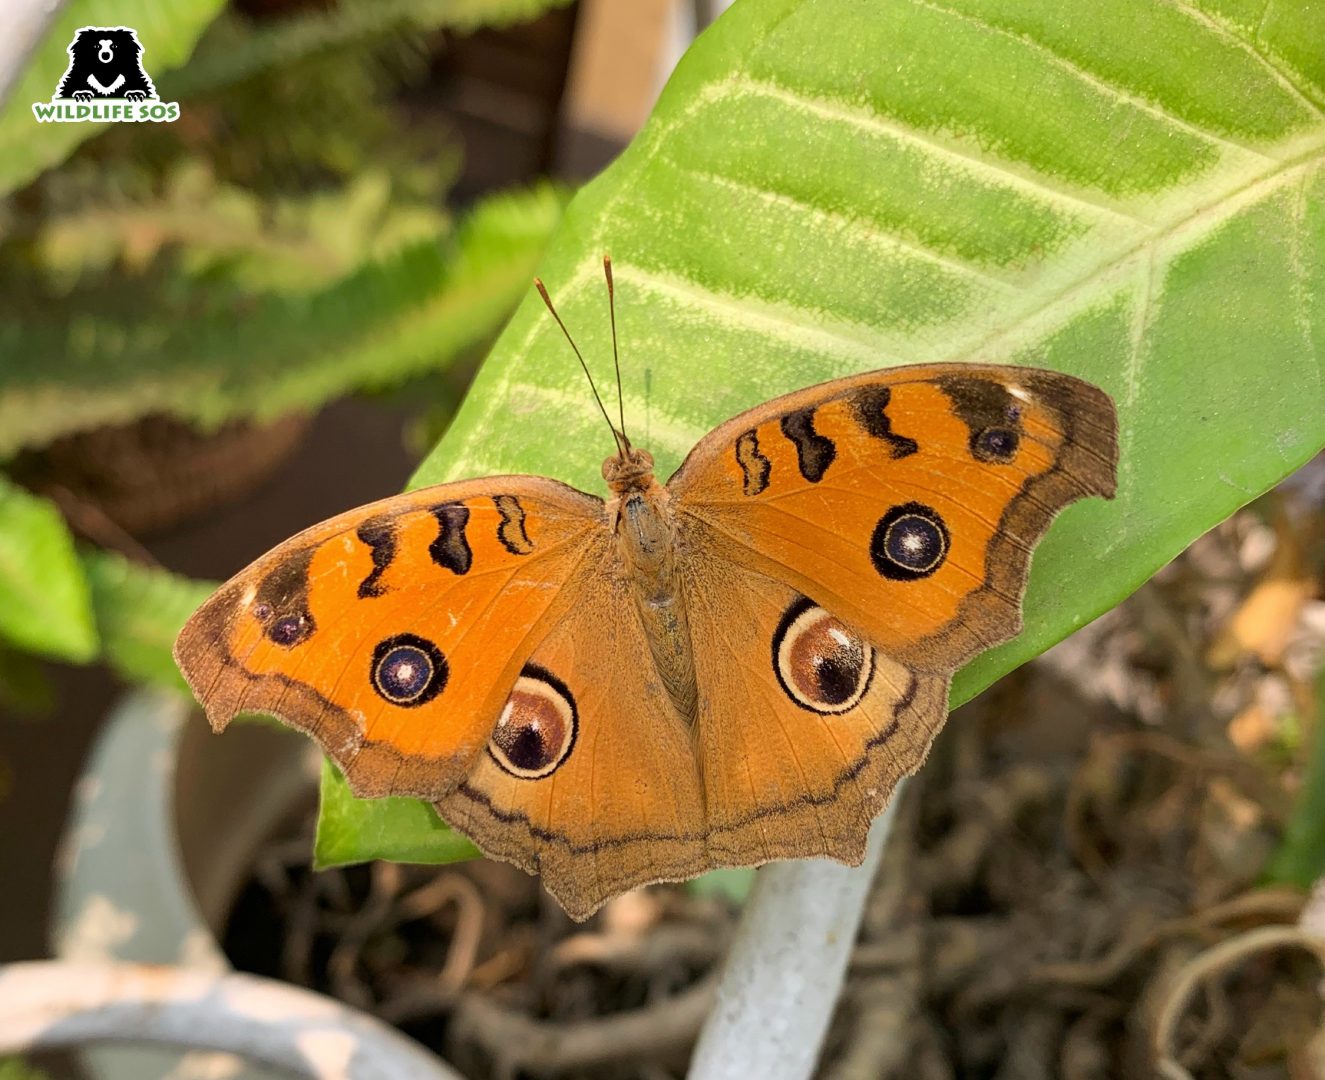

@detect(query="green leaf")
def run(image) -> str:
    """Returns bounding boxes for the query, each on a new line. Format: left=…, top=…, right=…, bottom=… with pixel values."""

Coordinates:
left=0, top=0, right=228, bottom=196
left=0, top=477, right=97, bottom=662
left=166, top=0, right=577, bottom=100
left=321, top=0, right=1325, bottom=863
left=0, top=1059, right=55, bottom=1080
left=315, top=757, right=479, bottom=869
left=82, top=550, right=214, bottom=692
left=1265, top=665, right=1325, bottom=888
left=34, top=165, right=451, bottom=294
left=0, top=183, right=567, bottom=455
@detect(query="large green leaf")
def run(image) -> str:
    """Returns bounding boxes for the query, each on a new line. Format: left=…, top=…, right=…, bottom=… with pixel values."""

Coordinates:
left=0, top=184, right=566, bottom=455
left=0, top=0, right=228, bottom=196
left=315, top=0, right=1325, bottom=865
left=0, top=477, right=97, bottom=662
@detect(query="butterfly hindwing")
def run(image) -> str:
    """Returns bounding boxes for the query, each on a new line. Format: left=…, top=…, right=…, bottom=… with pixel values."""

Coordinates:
left=438, top=549, right=947, bottom=920
left=436, top=558, right=707, bottom=918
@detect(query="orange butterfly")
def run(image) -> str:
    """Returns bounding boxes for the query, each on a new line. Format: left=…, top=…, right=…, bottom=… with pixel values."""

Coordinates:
left=175, top=258, right=1118, bottom=920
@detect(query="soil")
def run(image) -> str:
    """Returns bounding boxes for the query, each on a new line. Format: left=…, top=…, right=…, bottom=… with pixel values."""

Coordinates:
left=218, top=455, right=1325, bottom=1080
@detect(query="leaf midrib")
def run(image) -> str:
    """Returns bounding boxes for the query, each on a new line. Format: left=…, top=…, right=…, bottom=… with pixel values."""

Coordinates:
left=950, top=144, right=1325, bottom=365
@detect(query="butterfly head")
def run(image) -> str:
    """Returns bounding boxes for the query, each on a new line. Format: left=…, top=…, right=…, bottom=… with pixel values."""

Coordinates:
left=602, top=445, right=655, bottom=494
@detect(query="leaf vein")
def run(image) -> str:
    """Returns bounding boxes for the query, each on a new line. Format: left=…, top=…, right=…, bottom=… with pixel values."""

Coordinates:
left=1121, top=250, right=1158, bottom=495
left=664, top=162, right=1022, bottom=293
left=950, top=150, right=1325, bottom=369
left=1166, top=0, right=1325, bottom=121
left=694, top=76, right=1150, bottom=227
left=910, top=0, right=1280, bottom=164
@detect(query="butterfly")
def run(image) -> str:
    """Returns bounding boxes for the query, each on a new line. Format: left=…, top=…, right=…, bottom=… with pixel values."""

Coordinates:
left=175, top=258, right=1119, bottom=921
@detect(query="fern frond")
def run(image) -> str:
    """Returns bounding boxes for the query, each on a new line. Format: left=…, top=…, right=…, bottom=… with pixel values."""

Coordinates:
left=82, top=549, right=212, bottom=692
left=166, top=0, right=577, bottom=99
left=0, top=183, right=568, bottom=454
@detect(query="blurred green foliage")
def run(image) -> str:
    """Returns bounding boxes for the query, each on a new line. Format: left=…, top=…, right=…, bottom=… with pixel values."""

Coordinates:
left=1266, top=665, right=1325, bottom=889
left=0, top=1058, right=54, bottom=1080
left=0, top=0, right=571, bottom=709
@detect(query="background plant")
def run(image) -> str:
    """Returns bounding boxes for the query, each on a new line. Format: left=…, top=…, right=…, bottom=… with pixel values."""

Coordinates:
left=0, top=0, right=572, bottom=708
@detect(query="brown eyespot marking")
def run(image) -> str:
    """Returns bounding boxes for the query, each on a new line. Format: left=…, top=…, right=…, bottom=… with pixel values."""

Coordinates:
left=937, top=375, right=1025, bottom=463
left=780, top=407, right=836, bottom=482
left=494, top=495, right=535, bottom=555
left=266, top=612, right=314, bottom=646
left=430, top=502, right=472, bottom=575
left=871, top=502, right=949, bottom=581
left=848, top=386, right=918, bottom=458
left=370, top=633, right=448, bottom=706
left=253, top=548, right=316, bottom=647
left=972, top=427, right=1020, bottom=462
left=772, top=597, right=874, bottom=714
left=489, top=664, right=578, bottom=779
left=355, top=516, right=396, bottom=598
left=735, top=429, right=771, bottom=496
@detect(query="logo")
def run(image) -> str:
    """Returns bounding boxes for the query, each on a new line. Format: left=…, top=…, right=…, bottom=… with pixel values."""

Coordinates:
left=32, top=26, right=179, bottom=124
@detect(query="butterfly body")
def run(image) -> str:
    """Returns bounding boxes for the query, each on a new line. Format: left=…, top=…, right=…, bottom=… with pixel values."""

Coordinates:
left=604, top=452, right=701, bottom=723
left=176, top=362, right=1118, bottom=919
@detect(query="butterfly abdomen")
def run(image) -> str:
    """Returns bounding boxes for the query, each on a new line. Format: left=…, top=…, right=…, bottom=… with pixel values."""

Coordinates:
left=610, top=480, right=699, bottom=726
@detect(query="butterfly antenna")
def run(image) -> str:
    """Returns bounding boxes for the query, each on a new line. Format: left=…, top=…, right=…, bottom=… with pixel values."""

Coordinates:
left=534, top=278, right=628, bottom=457
left=603, top=255, right=627, bottom=446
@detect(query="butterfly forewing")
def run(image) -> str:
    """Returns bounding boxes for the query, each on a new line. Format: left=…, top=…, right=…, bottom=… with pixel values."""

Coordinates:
left=173, top=477, right=608, bottom=800
left=667, top=363, right=1118, bottom=673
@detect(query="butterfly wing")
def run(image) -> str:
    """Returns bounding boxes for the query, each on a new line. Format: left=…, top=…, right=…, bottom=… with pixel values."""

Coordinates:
left=679, top=556, right=950, bottom=871
left=667, top=363, right=1118, bottom=673
left=174, top=477, right=607, bottom=800
left=600, top=362, right=1116, bottom=897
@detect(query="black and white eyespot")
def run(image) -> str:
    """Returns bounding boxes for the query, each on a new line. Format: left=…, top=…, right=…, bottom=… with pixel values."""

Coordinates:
left=370, top=633, right=448, bottom=707
left=870, top=502, right=950, bottom=581
left=772, top=598, right=874, bottom=715
left=488, top=665, right=578, bottom=780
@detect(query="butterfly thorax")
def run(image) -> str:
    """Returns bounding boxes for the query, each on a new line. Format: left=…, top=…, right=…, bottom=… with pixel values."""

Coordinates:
left=604, top=448, right=700, bottom=726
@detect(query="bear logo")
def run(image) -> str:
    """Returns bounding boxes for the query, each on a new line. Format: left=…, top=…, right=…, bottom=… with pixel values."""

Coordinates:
left=55, top=27, right=156, bottom=102
left=33, top=26, right=179, bottom=124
